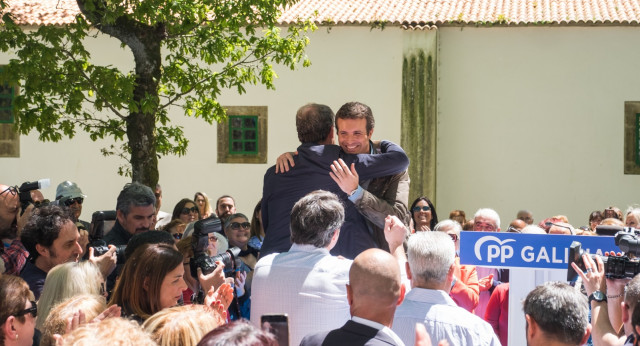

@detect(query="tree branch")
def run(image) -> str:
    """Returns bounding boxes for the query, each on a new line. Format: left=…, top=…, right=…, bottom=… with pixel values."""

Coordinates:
left=58, top=45, right=128, bottom=120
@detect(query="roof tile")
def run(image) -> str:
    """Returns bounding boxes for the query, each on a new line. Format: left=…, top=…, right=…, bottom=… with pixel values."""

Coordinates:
left=4, top=0, right=640, bottom=27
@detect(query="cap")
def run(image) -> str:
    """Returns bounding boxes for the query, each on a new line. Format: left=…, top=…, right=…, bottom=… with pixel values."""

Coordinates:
left=55, top=181, right=87, bottom=200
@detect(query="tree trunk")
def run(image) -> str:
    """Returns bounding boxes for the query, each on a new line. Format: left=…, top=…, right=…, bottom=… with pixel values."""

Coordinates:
left=127, top=25, right=163, bottom=188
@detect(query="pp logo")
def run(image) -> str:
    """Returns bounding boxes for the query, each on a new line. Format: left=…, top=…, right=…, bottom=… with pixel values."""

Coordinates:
left=474, top=236, right=515, bottom=263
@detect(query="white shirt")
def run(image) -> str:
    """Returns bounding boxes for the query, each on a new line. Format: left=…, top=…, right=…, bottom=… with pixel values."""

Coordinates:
left=353, top=316, right=405, bottom=346
left=250, top=243, right=352, bottom=346
left=392, top=288, right=501, bottom=346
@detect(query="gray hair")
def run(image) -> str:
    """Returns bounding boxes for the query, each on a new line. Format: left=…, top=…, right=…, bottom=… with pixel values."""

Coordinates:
left=625, top=275, right=640, bottom=312
left=290, top=190, right=344, bottom=248
left=523, top=282, right=588, bottom=345
left=473, top=208, right=501, bottom=229
left=116, top=182, right=156, bottom=216
left=433, top=219, right=462, bottom=236
left=407, top=231, right=455, bottom=285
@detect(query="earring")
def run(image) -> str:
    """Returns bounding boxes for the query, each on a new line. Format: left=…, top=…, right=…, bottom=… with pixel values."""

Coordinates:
left=15, top=334, right=18, bottom=340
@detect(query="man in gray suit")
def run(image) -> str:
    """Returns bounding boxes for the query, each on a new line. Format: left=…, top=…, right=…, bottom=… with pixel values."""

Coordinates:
left=300, top=247, right=406, bottom=346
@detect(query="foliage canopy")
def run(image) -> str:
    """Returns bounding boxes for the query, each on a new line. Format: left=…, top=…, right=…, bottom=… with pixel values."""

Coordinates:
left=0, top=0, right=315, bottom=186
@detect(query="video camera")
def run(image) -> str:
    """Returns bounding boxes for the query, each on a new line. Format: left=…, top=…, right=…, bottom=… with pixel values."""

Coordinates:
left=190, top=215, right=241, bottom=278
left=17, top=179, right=50, bottom=214
left=87, top=210, right=126, bottom=264
left=567, top=226, right=640, bottom=281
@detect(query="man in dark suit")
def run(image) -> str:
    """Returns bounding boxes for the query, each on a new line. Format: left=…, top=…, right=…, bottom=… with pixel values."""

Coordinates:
left=300, top=248, right=406, bottom=346
left=260, top=103, right=409, bottom=259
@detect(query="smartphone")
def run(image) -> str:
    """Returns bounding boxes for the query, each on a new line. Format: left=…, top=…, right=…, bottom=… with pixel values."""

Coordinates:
left=261, top=314, right=289, bottom=346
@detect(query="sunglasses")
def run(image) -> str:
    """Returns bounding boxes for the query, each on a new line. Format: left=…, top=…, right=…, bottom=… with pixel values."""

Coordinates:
left=181, top=206, right=198, bottom=215
left=229, top=222, right=250, bottom=230
left=64, top=197, right=84, bottom=206
left=15, top=301, right=37, bottom=318
left=172, top=232, right=183, bottom=240
left=412, top=206, right=430, bottom=212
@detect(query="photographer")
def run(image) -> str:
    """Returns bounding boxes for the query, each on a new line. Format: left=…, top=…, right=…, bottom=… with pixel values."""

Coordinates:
left=55, top=181, right=90, bottom=231
left=103, top=182, right=156, bottom=293
left=222, top=213, right=256, bottom=320
left=571, top=254, right=640, bottom=346
left=0, top=184, right=32, bottom=275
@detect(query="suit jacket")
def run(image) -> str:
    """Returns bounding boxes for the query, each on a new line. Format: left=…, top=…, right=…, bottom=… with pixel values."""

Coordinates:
left=300, top=320, right=400, bottom=346
left=260, top=141, right=409, bottom=260
left=354, top=141, right=410, bottom=251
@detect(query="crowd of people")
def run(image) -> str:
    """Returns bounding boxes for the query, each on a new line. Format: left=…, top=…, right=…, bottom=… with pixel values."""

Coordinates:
left=1, top=101, right=638, bottom=346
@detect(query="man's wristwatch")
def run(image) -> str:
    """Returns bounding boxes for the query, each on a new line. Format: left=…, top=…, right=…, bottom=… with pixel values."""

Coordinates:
left=588, top=290, right=607, bottom=304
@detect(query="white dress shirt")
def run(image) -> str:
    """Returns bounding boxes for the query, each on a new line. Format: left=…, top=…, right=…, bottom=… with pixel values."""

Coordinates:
left=250, top=243, right=353, bottom=346
left=392, top=288, right=501, bottom=346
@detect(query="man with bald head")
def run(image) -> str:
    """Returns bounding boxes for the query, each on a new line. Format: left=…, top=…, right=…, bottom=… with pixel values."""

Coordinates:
left=301, top=248, right=406, bottom=346
left=508, top=219, right=526, bottom=232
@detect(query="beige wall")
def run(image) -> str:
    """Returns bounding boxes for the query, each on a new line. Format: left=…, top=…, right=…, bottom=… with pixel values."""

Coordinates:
left=3, top=25, right=640, bottom=227
left=437, top=26, right=640, bottom=227
left=1, top=26, right=405, bottom=218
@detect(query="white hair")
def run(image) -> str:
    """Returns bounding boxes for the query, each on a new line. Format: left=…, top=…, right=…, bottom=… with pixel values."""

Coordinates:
left=522, top=225, right=546, bottom=234
left=473, top=208, right=501, bottom=229
left=407, top=231, right=455, bottom=285
left=37, top=261, right=103, bottom=330
left=433, top=219, right=462, bottom=236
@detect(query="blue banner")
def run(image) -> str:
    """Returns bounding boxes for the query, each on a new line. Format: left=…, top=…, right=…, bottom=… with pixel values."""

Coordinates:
left=459, top=231, right=618, bottom=269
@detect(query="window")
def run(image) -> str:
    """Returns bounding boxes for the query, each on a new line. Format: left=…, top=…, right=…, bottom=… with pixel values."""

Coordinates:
left=229, top=115, right=258, bottom=154
left=0, top=81, right=14, bottom=124
left=0, top=65, right=19, bottom=157
left=217, top=106, right=267, bottom=163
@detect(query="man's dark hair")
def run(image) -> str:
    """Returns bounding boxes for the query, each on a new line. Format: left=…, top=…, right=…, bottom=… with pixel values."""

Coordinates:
left=115, top=182, right=156, bottom=216
left=124, top=230, right=176, bottom=260
left=523, top=281, right=588, bottom=345
left=335, top=101, right=375, bottom=134
left=20, top=205, right=74, bottom=260
left=216, top=195, right=235, bottom=209
left=295, top=103, right=334, bottom=143
left=290, top=190, right=344, bottom=248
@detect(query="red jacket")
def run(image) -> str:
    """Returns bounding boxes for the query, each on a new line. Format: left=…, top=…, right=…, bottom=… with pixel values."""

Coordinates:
left=450, top=257, right=479, bottom=313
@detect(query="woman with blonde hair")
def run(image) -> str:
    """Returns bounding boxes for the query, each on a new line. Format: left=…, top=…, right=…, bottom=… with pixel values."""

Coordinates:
left=60, top=317, right=156, bottom=346
left=194, top=192, right=214, bottom=219
left=36, top=261, right=104, bottom=331
left=39, top=294, right=106, bottom=346
left=143, top=304, right=225, bottom=346
left=625, top=206, right=640, bottom=228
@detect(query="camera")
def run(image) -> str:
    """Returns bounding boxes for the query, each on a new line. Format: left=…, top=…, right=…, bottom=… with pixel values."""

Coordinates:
left=17, top=179, right=50, bottom=214
left=87, top=210, right=126, bottom=264
left=189, top=215, right=241, bottom=277
left=567, top=226, right=640, bottom=281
